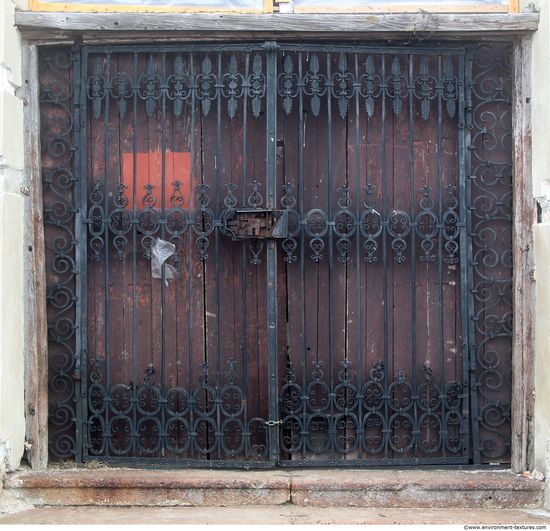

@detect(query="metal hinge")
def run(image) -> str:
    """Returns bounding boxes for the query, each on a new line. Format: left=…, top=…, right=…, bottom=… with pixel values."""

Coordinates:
left=265, top=420, right=283, bottom=427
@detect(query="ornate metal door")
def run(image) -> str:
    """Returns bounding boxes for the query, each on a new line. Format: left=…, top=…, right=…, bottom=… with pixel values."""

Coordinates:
left=41, top=42, right=514, bottom=467
left=274, top=44, right=470, bottom=466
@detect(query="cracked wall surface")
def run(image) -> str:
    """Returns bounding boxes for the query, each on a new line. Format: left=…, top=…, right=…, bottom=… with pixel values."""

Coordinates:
left=0, top=0, right=27, bottom=475
left=522, top=0, right=550, bottom=510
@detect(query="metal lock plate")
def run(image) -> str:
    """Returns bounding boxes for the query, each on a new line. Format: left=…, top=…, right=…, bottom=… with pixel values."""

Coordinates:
left=225, top=209, right=288, bottom=240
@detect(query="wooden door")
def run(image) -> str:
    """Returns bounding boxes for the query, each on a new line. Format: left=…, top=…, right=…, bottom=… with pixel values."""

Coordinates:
left=275, top=46, right=469, bottom=465
left=40, top=43, right=514, bottom=467
left=83, top=46, right=274, bottom=466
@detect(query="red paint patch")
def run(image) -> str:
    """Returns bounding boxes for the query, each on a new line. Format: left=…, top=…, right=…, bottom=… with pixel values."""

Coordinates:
left=122, top=150, right=192, bottom=208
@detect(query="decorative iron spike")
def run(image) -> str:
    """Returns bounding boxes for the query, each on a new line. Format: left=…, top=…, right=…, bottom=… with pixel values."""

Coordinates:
left=145, top=55, right=157, bottom=117
left=91, top=60, right=104, bottom=120
left=251, top=54, right=263, bottom=119
left=227, top=55, right=238, bottom=119
left=201, top=55, right=212, bottom=116
left=391, top=56, right=402, bottom=117
left=282, top=54, right=294, bottom=116
left=444, top=56, right=457, bottom=119
left=173, top=55, right=185, bottom=117
left=337, top=52, right=349, bottom=119
left=365, top=55, right=376, bottom=118
left=309, top=54, right=321, bottom=117
left=420, top=57, right=431, bottom=121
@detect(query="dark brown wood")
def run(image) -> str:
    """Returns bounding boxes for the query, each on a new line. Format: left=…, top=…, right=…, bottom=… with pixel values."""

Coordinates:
left=23, top=44, right=49, bottom=470
left=511, top=36, right=535, bottom=473
left=187, top=78, right=208, bottom=458
left=39, top=44, right=518, bottom=464
left=278, top=70, right=302, bottom=461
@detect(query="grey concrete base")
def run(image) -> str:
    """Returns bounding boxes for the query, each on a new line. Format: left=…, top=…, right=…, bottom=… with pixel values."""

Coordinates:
left=0, top=490, right=33, bottom=516
left=1, top=506, right=550, bottom=525
left=3, top=467, right=545, bottom=509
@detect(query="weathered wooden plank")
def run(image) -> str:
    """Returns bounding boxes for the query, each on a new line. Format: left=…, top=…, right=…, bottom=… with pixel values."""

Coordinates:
left=15, top=12, right=539, bottom=39
left=23, top=44, right=49, bottom=470
left=511, top=36, right=535, bottom=474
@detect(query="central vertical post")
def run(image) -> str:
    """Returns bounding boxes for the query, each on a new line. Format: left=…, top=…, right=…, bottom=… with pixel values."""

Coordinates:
left=265, top=41, right=279, bottom=464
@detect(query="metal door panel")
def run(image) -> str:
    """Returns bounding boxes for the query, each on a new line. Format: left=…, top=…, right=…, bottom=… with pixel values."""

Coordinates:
left=39, top=42, right=514, bottom=467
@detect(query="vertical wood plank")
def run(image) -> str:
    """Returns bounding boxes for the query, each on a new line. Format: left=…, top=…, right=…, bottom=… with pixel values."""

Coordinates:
left=511, top=36, right=535, bottom=473
left=23, top=44, right=49, bottom=469
left=279, top=70, right=302, bottom=461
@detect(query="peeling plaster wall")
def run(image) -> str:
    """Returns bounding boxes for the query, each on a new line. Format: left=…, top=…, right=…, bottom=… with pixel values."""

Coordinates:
left=521, top=0, right=550, bottom=509
left=0, top=0, right=27, bottom=475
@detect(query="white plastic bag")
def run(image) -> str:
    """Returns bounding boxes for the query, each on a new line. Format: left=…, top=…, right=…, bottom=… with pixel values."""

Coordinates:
left=43, top=0, right=264, bottom=8
left=151, top=238, right=179, bottom=283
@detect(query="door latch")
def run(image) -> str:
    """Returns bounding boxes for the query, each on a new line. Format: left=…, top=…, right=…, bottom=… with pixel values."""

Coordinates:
left=225, top=209, right=288, bottom=240
left=264, top=419, right=283, bottom=427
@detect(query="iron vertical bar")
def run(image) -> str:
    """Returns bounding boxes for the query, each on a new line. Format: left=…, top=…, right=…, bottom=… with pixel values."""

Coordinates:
left=381, top=55, right=390, bottom=460
left=298, top=50, right=307, bottom=463
left=188, top=51, right=196, bottom=460
left=75, top=45, right=85, bottom=463
left=436, top=54, right=446, bottom=459
left=363, top=52, right=371, bottom=461
left=265, top=42, right=279, bottom=465
left=160, top=51, right=167, bottom=456
left=103, top=53, right=112, bottom=454
left=241, top=52, right=250, bottom=458
left=215, top=50, right=222, bottom=460
left=326, top=52, right=335, bottom=461
left=131, top=51, right=138, bottom=456
left=408, top=54, right=418, bottom=456
left=461, top=51, right=476, bottom=462
left=354, top=52, right=364, bottom=462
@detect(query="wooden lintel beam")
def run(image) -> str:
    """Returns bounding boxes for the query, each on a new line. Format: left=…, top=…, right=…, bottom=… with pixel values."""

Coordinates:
left=15, top=11, right=539, bottom=40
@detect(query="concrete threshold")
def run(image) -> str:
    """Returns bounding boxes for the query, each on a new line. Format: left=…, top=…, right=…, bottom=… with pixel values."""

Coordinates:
left=2, top=467, right=545, bottom=509
left=2, top=506, right=550, bottom=525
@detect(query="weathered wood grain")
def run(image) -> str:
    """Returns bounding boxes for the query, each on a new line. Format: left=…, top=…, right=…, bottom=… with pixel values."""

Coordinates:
left=22, top=44, right=49, bottom=470
left=15, top=12, right=539, bottom=42
left=511, top=36, right=536, bottom=474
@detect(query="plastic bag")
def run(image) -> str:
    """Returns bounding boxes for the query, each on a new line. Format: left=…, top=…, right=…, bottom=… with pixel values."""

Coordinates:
left=293, top=0, right=507, bottom=8
left=43, top=0, right=264, bottom=8
left=151, top=238, right=179, bottom=283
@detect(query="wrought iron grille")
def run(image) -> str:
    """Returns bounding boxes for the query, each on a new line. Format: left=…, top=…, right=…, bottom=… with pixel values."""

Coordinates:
left=40, top=42, right=513, bottom=467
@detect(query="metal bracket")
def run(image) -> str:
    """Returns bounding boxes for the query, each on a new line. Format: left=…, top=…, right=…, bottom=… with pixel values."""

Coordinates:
left=265, top=419, right=283, bottom=427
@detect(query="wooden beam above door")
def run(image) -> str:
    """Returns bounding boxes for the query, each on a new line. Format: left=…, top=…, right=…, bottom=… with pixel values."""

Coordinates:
left=15, top=12, right=539, bottom=44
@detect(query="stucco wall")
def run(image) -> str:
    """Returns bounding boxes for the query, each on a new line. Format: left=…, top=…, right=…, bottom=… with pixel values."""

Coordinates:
left=521, top=0, right=550, bottom=508
left=0, top=0, right=27, bottom=475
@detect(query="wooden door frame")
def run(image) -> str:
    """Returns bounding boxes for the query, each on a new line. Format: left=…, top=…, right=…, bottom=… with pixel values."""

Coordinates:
left=18, top=12, right=537, bottom=471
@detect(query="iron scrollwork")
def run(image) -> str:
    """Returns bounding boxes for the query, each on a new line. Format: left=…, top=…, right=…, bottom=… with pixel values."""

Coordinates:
left=279, top=360, right=465, bottom=459
left=87, top=358, right=269, bottom=462
left=86, top=180, right=277, bottom=266
left=278, top=52, right=458, bottom=121
left=279, top=183, right=460, bottom=266
left=41, top=48, right=80, bottom=460
left=88, top=52, right=266, bottom=121
left=41, top=44, right=513, bottom=468
left=468, top=44, right=513, bottom=462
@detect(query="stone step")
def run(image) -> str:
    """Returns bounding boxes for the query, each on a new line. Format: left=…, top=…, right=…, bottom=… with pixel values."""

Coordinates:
left=290, top=469, right=545, bottom=508
left=3, top=467, right=544, bottom=509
